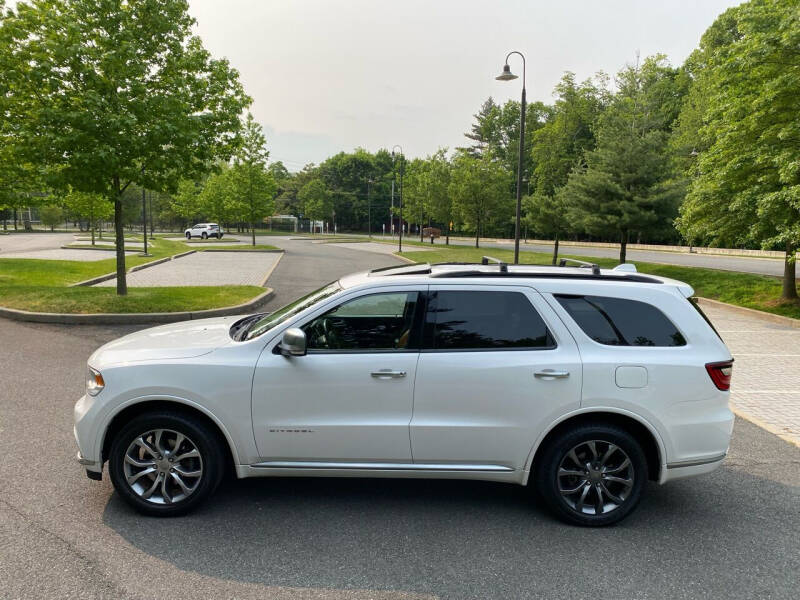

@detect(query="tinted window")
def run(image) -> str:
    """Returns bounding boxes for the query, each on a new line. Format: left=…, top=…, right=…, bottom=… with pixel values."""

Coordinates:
left=425, top=291, right=554, bottom=350
left=304, top=292, right=419, bottom=351
left=555, top=295, right=686, bottom=347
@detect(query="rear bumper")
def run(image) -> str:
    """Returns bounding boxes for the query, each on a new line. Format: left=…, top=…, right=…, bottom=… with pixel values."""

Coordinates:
left=662, top=453, right=727, bottom=482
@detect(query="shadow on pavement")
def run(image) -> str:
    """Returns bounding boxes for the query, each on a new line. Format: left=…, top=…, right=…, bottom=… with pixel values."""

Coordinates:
left=102, top=424, right=800, bottom=600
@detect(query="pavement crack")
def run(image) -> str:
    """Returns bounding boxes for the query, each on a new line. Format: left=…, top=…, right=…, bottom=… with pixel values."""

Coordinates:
left=0, top=495, right=136, bottom=599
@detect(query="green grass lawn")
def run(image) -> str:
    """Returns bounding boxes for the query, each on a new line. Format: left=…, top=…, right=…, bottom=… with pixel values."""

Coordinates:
left=398, top=245, right=800, bottom=320
left=0, top=237, right=265, bottom=313
left=0, top=285, right=263, bottom=313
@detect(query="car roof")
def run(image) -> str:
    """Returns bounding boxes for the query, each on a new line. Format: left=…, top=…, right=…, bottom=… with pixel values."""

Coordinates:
left=339, top=261, right=694, bottom=298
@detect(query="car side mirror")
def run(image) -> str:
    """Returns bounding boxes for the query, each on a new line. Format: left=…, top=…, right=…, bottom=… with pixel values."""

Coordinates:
left=279, top=328, right=307, bottom=357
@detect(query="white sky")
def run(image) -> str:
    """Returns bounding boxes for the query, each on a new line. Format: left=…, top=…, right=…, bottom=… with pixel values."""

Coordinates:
left=187, top=0, right=742, bottom=170
left=12, top=0, right=744, bottom=170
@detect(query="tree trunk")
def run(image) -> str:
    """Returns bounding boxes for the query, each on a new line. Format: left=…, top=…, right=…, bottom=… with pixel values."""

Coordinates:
left=782, top=243, right=798, bottom=301
left=114, top=187, right=127, bottom=296
left=251, top=217, right=255, bottom=246
left=619, top=231, right=627, bottom=264
left=552, top=233, right=560, bottom=265
left=475, top=217, right=480, bottom=249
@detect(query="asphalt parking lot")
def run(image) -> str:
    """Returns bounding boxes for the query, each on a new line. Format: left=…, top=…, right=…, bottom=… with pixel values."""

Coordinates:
left=1, top=239, right=798, bottom=599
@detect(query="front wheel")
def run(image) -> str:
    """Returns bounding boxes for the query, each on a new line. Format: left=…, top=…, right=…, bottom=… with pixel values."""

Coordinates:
left=533, top=424, right=646, bottom=526
left=201, top=232, right=208, bottom=239
left=108, top=412, right=225, bottom=517
left=185, top=232, right=191, bottom=239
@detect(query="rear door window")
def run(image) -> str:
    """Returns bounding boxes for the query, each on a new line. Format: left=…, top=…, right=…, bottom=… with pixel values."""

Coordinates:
left=554, top=294, right=686, bottom=347
left=424, top=290, right=554, bottom=350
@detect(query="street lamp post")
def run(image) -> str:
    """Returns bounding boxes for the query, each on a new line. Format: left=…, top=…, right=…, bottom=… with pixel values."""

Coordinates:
left=392, top=145, right=404, bottom=253
left=496, top=50, right=526, bottom=265
left=367, top=178, right=373, bottom=238
left=149, top=189, right=154, bottom=240
left=140, top=168, right=149, bottom=256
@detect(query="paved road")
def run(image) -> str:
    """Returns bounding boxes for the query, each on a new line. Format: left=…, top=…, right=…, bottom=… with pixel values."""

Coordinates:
left=1, top=239, right=798, bottom=599
left=258, top=236, right=401, bottom=310
left=374, top=233, right=791, bottom=278
left=456, top=238, right=790, bottom=278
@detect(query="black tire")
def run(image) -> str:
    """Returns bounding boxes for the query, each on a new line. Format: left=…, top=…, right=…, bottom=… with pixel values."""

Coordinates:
left=108, top=411, right=225, bottom=517
left=218, top=232, right=223, bottom=239
left=201, top=232, right=208, bottom=239
left=185, top=232, right=191, bottom=239
left=533, top=423, right=646, bottom=527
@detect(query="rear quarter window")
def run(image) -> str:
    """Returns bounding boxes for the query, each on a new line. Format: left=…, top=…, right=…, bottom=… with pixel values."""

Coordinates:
left=554, top=294, right=686, bottom=347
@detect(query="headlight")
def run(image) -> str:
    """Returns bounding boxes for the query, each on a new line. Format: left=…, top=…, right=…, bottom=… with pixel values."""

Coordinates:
left=86, top=366, right=105, bottom=396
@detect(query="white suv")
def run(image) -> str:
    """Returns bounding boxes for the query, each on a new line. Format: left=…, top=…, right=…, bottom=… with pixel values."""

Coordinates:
left=184, top=223, right=223, bottom=239
left=74, top=259, right=734, bottom=526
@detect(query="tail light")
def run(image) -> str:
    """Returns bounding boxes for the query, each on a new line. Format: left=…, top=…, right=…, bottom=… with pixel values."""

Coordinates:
left=706, top=360, right=733, bottom=391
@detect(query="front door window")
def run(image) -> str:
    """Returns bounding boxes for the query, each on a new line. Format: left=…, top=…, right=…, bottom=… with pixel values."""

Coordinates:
left=303, top=291, right=419, bottom=351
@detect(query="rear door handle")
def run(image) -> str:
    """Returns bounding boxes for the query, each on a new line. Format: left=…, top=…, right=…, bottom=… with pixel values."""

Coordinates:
left=534, top=369, right=570, bottom=379
left=371, top=369, right=407, bottom=379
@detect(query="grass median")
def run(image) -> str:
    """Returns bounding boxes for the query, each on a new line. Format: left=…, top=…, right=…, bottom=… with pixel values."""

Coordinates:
left=0, top=238, right=265, bottom=313
left=397, top=245, right=800, bottom=320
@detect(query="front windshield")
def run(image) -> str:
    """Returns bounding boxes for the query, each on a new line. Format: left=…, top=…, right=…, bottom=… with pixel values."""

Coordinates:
left=243, top=281, right=342, bottom=340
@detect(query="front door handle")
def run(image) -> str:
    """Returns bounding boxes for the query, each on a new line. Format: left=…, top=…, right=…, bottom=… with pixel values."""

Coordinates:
left=371, top=369, right=407, bottom=379
left=534, top=369, right=570, bottom=379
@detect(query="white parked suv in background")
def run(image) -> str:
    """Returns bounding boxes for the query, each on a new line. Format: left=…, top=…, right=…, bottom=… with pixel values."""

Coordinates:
left=184, top=223, right=223, bottom=239
left=74, top=258, right=734, bottom=526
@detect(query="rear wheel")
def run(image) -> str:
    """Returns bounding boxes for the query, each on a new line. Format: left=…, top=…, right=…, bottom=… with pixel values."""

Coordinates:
left=108, top=412, right=224, bottom=517
left=534, top=424, right=646, bottom=526
left=201, top=232, right=208, bottom=239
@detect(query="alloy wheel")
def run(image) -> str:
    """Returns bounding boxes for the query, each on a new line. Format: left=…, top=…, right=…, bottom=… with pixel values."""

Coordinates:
left=557, top=440, right=634, bottom=515
left=122, top=428, right=203, bottom=505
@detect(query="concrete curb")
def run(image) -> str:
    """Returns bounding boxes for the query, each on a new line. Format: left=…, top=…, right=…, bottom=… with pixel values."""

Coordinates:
left=697, top=297, right=800, bottom=329
left=731, top=407, right=800, bottom=449
left=60, top=245, right=119, bottom=251
left=393, top=253, right=418, bottom=265
left=0, top=288, right=274, bottom=325
left=258, top=251, right=284, bottom=287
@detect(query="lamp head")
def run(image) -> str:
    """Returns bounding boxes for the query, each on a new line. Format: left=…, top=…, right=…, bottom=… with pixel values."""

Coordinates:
left=495, top=64, right=518, bottom=81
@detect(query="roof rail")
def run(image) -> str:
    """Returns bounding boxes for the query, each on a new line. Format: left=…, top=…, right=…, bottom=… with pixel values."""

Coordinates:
left=558, top=257, right=600, bottom=275
left=481, top=255, right=508, bottom=273
left=368, top=263, right=432, bottom=276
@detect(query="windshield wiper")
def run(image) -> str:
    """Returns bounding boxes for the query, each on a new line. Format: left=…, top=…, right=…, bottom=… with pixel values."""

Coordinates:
left=230, top=313, right=266, bottom=341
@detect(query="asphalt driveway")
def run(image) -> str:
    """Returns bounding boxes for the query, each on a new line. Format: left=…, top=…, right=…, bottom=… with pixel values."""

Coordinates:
left=0, top=238, right=797, bottom=599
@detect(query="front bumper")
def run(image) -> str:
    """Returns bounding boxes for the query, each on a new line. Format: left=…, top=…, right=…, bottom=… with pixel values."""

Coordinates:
left=74, top=394, right=103, bottom=475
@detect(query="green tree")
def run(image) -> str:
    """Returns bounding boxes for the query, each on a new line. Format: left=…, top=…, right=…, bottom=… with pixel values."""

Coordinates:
left=564, top=56, right=685, bottom=263
left=64, top=190, right=113, bottom=244
left=199, top=167, right=236, bottom=226
left=403, top=149, right=452, bottom=242
left=4, top=0, right=249, bottom=294
left=298, top=179, right=332, bottom=231
left=677, top=0, right=800, bottom=301
left=38, top=203, right=61, bottom=231
left=449, top=153, right=510, bottom=248
left=523, top=192, right=570, bottom=264
left=228, top=114, right=277, bottom=245
left=171, top=179, right=204, bottom=227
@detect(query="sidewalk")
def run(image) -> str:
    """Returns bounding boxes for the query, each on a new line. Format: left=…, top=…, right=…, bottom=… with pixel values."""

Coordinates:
left=94, top=250, right=280, bottom=287
left=702, top=302, right=800, bottom=447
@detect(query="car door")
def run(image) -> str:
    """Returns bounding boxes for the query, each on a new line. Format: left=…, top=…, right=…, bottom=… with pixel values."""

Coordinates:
left=251, top=287, right=424, bottom=463
left=410, top=285, right=582, bottom=470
